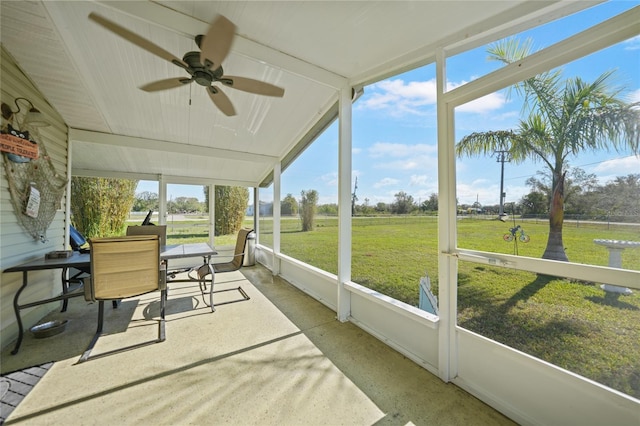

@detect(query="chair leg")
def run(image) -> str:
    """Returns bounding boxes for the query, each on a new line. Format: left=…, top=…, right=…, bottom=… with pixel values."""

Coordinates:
left=209, top=271, right=215, bottom=312
left=159, top=290, right=166, bottom=342
left=78, top=301, right=105, bottom=363
left=61, top=268, right=69, bottom=312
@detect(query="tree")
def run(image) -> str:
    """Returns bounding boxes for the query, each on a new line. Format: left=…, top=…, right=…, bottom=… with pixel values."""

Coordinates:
left=318, top=203, right=338, bottom=215
left=358, top=198, right=376, bottom=215
left=456, top=38, right=639, bottom=261
left=519, top=191, right=547, bottom=215
left=300, top=189, right=318, bottom=232
left=205, top=186, right=249, bottom=236
left=170, top=196, right=202, bottom=213
left=281, top=193, right=299, bottom=216
left=420, top=193, right=439, bottom=212
left=591, top=174, right=640, bottom=217
left=71, top=177, right=137, bottom=238
left=375, top=202, right=389, bottom=213
left=391, top=191, right=415, bottom=214
left=133, top=191, right=158, bottom=212
left=525, top=167, right=598, bottom=215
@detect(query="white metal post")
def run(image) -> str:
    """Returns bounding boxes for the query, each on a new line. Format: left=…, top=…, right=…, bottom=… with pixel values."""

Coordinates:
left=436, top=47, right=458, bottom=382
left=253, top=186, right=259, bottom=244
left=64, top=136, right=73, bottom=249
left=272, top=162, right=281, bottom=275
left=209, top=183, right=215, bottom=247
left=158, top=174, right=167, bottom=225
left=337, top=85, right=353, bottom=322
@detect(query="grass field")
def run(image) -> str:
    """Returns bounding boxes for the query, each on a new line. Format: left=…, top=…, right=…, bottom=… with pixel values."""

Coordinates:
left=127, top=214, right=640, bottom=398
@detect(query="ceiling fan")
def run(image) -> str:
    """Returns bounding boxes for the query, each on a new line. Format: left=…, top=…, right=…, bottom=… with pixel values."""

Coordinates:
left=88, top=12, right=284, bottom=116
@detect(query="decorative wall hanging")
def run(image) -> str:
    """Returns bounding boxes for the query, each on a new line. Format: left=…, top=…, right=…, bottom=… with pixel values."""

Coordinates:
left=1, top=97, right=67, bottom=242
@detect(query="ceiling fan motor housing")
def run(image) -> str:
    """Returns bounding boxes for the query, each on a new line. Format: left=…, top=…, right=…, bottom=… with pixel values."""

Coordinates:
left=182, top=51, right=224, bottom=86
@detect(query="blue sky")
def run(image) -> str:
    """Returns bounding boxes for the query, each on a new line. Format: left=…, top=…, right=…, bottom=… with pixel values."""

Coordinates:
left=140, top=1, right=639, bottom=207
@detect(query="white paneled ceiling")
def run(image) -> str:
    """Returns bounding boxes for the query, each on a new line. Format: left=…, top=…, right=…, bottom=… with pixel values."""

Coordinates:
left=0, top=1, right=597, bottom=187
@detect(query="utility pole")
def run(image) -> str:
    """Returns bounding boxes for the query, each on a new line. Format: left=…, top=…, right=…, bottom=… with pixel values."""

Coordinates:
left=495, top=150, right=511, bottom=219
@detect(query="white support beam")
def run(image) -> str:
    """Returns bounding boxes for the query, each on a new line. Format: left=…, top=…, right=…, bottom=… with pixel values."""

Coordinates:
left=436, top=47, right=458, bottom=382
left=209, top=183, right=215, bottom=247
left=351, top=1, right=598, bottom=87
left=444, top=6, right=640, bottom=108
left=69, top=129, right=278, bottom=164
left=71, top=168, right=259, bottom=188
left=158, top=174, right=167, bottom=226
left=64, top=131, right=73, bottom=249
left=253, top=187, right=259, bottom=238
left=97, top=0, right=346, bottom=89
left=272, top=162, right=281, bottom=275
left=337, top=85, right=353, bottom=322
left=71, top=169, right=160, bottom=181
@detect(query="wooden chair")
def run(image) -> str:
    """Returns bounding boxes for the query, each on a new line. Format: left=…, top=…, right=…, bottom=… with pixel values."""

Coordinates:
left=79, top=235, right=166, bottom=363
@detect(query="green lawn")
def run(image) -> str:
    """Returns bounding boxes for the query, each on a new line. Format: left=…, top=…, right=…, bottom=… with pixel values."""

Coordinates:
left=128, top=215, right=640, bottom=398
left=261, top=215, right=640, bottom=399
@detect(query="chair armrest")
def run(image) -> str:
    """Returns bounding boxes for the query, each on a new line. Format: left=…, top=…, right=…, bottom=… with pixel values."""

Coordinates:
left=187, top=263, right=214, bottom=280
left=83, top=277, right=95, bottom=302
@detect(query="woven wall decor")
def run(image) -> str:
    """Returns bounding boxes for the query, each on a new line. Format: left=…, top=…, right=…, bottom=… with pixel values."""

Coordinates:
left=1, top=98, right=67, bottom=242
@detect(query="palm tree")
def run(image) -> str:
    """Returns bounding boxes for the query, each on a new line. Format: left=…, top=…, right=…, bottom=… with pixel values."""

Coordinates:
left=456, top=38, right=639, bottom=261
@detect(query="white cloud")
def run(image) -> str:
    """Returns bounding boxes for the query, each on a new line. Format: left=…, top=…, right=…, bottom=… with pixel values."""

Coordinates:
left=319, top=172, right=338, bottom=187
left=373, top=177, right=400, bottom=189
left=368, top=143, right=437, bottom=172
left=409, top=174, right=429, bottom=186
left=359, top=79, right=437, bottom=115
left=593, top=156, right=640, bottom=178
left=626, top=89, right=640, bottom=103
left=359, top=77, right=509, bottom=117
left=374, top=158, right=432, bottom=171
left=368, top=142, right=437, bottom=158
left=623, top=35, right=640, bottom=51
left=445, top=79, right=509, bottom=114
left=456, top=92, right=508, bottom=114
left=456, top=179, right=529, bottom=206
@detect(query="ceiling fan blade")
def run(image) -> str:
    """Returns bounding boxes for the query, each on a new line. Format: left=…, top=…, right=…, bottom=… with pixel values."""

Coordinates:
left=207, top=86, right=236, bottom=116
left=89, top=13, right=189, bottom=69
left=220, top=76, right=285, bottom=97
left=140, top=78, right=192, bottom=92
left=200, top=15, right=236, bottom=70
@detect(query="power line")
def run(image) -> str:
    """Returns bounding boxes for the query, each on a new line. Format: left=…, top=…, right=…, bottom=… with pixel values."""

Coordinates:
left=504, top=154, right=638, bottom=181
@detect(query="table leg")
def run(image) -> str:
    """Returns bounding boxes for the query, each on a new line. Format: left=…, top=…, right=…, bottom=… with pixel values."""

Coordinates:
left=11, top=271, right=29, bottom=355
left=61, top=267, right=69, bottom=312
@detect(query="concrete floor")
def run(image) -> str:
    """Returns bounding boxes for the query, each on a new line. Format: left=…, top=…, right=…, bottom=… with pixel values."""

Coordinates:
left=1, top=264, right=515, bottom=425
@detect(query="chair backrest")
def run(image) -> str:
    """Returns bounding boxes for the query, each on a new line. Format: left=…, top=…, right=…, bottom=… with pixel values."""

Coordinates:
left=231, top=228, right=253, bottom=269
left=88, top=235, right=162, bottom=301
left=126, top=225, right=167, bottom=246
left=69, top=225, right=87, bottom=251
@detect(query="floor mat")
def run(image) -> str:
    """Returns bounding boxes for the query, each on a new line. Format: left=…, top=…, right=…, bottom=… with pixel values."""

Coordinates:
left=0, top=362, right=53, bottom=424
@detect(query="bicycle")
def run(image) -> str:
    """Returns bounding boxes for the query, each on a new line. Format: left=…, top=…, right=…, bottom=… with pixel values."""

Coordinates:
left=503, top=225, right=530, bottom=243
